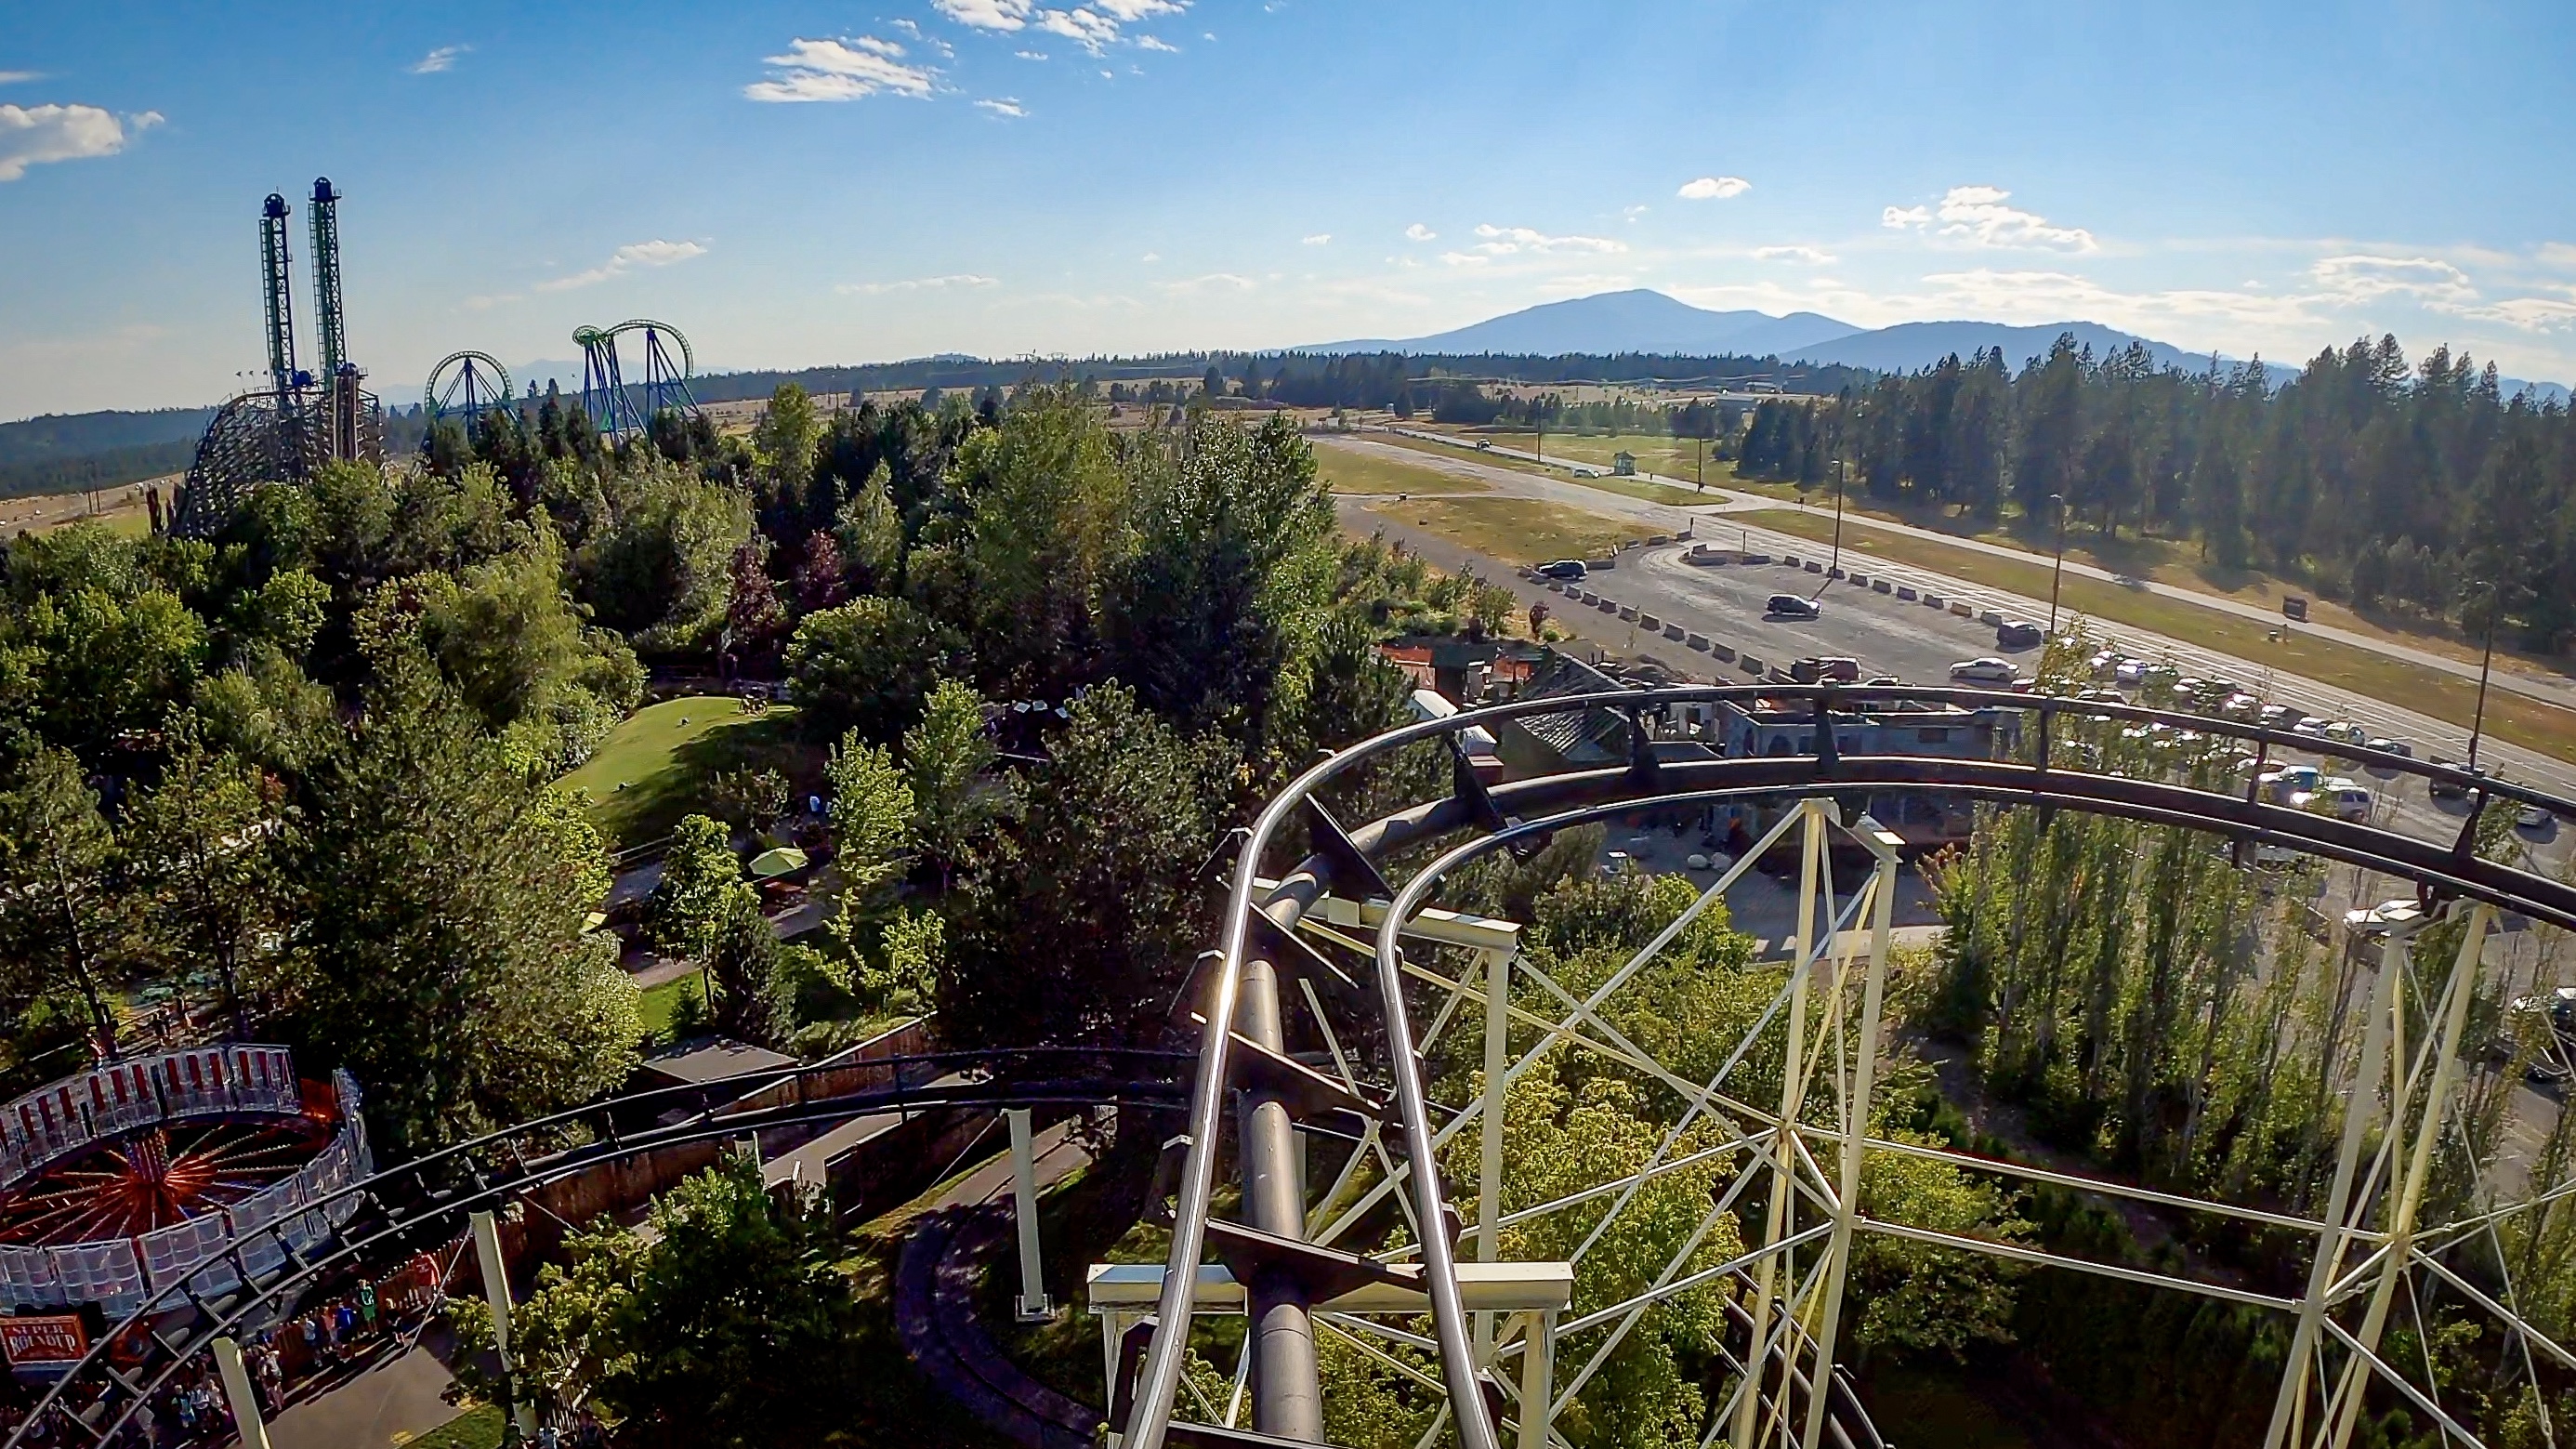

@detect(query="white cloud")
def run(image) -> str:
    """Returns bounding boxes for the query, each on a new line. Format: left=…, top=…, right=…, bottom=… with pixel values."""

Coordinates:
left=2310, top=254, right=2476, bottom=305
left=837, top=273, right=1000, bottom=295
left=2455, top=295, right=2576, bottom=333
left=1096, top=0, right=1187, bottom=18
left=1469, top=223, right=1623, bottom=256
left=1301, top=232, right=1330, bottom=246
left=2540, top=243, right=2576, bottom=270
left=1139, top=252, right=1160, bottom=263
left=0, top=103, right=146, bottom=183
left=1439, top=251, right=1489, bottom=268
left=1676, top=176, right=1750, bottom=201
left=1037, top=8, right=1121, bottom=53
left=1753, top=244, right=1834, bottom=264
left=744, top=37, right=938, bottom=102
left=976, top=98, right=1028, bottom=117
left=1883, top=185, right=2096, bottom=252
left=1403, top=223, right=1436, bottom=243
left=0, top=72, right=43, bottom=86
left=536, top=239, right=709, bottom=292
left=1137, top=35, right=1179, bottom=51
left=937, top=0, right=1036, bottom=29
left=409, top=45, right=470, bottom=74
left=1160, top=272, right=1255, bottom=294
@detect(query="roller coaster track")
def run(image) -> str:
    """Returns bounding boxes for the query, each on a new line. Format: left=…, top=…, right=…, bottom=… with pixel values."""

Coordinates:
left=2, top=1049, right=1188, bottom=1448
left=21, top=686, right=2576, bottom=1449
left=1122, top=684, right=2576, bottom=1449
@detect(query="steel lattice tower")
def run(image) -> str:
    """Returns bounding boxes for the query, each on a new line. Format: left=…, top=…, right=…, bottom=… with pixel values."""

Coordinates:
left=309, top=178, right=348, bottom=382
left=258, top=194, right=298, bottom=398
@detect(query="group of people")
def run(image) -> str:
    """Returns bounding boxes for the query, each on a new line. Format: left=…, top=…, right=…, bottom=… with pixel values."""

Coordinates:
left=0, top=1249, right=455, bottom=1447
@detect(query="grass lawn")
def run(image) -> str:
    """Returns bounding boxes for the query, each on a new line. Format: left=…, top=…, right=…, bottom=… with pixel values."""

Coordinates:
left=1741, top=507, right=2576, bottom=762
left=638, top=973, right=703, bottom=1039
left=1371, top=431, right=1715, bottom=507
left=1362, top=495, right=1640, bottom=567
left=561, top=696, right=816, bottom=849
left=401, top=1403, right=504, bottom=1449
left=1312, top=443, right=1491, bottom=495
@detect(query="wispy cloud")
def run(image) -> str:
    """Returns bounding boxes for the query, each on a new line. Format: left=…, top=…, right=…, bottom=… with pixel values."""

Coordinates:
left=1403, top=223, right=1436, bottom=243
left=1301, top=233, right=1331, bottom=246
left=1015, top=49, right=1049, bottom=59
left=2540, top=243, right=2576, bottom=270
left=1469, top=223, right=1624, bottom=257
left=976, top=98, right=1028, bottom=117
left=0, top=103, right=152, bottom=183
left=2310, top=254, right=2475, bottom=306
left=409, top=45, right=471, bottom=74
left=744, top=36, right=937, bottom=102
left=938, top=0, right=1037, bottom=29
left=0, top=71, right=45, bottom=86
left=1882, top=184, right=2096, bottom=253
left=536, top=239, right=709, bottom=292
left=1137, top=35, right=1179, bottom=51
left=1752, top=244, right=1834, bottom=264
left=1677, top=175, right=1749, bottom=201
left=952, top=0, right=1189, bottom=55
left=1160, top=271, right=1255, bottom=294
left=837, top=273, right=1000, bottom=295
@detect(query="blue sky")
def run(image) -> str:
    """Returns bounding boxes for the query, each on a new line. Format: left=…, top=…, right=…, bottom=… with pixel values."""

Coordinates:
left=7, top=0, right=2576, bottom=419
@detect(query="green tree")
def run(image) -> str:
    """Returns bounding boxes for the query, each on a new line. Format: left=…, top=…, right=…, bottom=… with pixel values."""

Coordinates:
left=900, top=677, right=996, bottom=874
left=476, top=1156, right=863, bottom=1447
left=822, top=734, right=913, bottom=953
left=750, top=383, right=823, bottom=528
left=784, top=595, right=958, bottom=744
left=833, top=461, right=905, bottom=595
left=651, top=813, right=749, bottom=959
left=704, top=894, right=791, bottom=1048
left=943, top=684, right=1238, bottom=1047
left=281, top=659, right=638, bottom=1152
left=949, top=390, right=1129, bottom=699
left=0, top=748, right=125, bottom=1053
left=116, top=729, right=283, bottom=1037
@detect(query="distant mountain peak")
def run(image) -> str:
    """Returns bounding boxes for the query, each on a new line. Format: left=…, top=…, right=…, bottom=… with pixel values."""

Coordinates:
left=1297, top=289, right=1861, bottom=359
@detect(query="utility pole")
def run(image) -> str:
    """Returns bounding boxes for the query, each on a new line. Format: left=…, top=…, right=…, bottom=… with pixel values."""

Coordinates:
left=2046, top=492, right=2070, bottom=636
left=2468, top=579, right=2501, bottom=772
left=1828, top=458, right=1847, bottom=580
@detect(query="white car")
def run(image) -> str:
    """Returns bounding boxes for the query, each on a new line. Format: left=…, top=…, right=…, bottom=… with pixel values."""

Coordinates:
left=2293, top=779, right=2373, bottom=822
left=2114, top=660, right=2149, bottom=687
left=1950, top=657, right=2018, bottom=684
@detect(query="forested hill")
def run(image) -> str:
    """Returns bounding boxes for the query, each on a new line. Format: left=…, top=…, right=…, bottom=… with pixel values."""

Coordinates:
left=0, top=406, right=217, bottom=500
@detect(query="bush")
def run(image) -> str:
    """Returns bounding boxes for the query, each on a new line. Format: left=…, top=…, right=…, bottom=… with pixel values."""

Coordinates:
left=784, top=595, right=959, bottom=744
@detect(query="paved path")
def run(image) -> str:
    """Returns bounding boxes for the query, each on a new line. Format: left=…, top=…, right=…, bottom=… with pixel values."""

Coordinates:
left=893, top=1121, right=1101, bottom=1449
left=263, top=1324, right=469, bottom=1449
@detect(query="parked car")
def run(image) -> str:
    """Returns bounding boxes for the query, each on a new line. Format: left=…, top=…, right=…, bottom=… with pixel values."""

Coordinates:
left=2322, top=721, right=2369, bottom=745
left=1996, top=619, right=2044, bottom=648
left=1767, top=593, right=1821, bottom=619
left=2114, top=659, right=2149, bottom=687
left=2429, top=758, right=2471, bottom=800
left=1792, top=655, right=1862, bottom=684
left=2521, top=802, right=2557, bottom=831
left=2258, top=704, right=2301, bottom=730
left=1537, top=559, right=1587, bottom=580
left=2260, top=764, right=2323, bottom=802
left=1950, top=657, right=2019, bottom=684
left=2293, top=778, right=2373, bottom=822
left=2087, top=650, right=2124, bottom=678
left=2362, top=738, right=2411, bottom=777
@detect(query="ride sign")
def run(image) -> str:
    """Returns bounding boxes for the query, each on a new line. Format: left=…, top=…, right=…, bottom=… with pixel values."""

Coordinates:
left=2, top=1315, right=88, bottom=1374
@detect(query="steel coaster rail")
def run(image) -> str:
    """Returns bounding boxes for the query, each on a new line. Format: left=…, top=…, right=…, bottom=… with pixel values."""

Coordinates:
left=1129, top=682, right=2576, bottom=1449
left=5, top=1047, right=1189, bottom=1449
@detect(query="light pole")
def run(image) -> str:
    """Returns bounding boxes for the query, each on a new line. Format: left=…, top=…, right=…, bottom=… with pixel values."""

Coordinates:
left=2468, top=579, right=2501, bottom=772
left=2045, top=492, right=2069, bottom=636
left=1829, top=458, right=1847, bottom=580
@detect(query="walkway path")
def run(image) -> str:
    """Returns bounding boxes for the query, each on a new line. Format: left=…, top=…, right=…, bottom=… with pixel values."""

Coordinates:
left=893, top=1121, right=1102, bottom=1449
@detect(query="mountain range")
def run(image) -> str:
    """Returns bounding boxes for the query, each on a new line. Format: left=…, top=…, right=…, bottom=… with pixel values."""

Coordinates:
left=1302, top=288, right=2569, bottom=401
